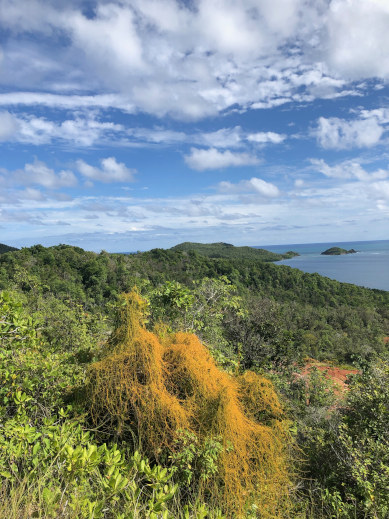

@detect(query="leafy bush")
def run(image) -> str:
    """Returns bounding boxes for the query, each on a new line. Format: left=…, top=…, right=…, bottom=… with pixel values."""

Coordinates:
left=0, top=290, right=221, bottom=518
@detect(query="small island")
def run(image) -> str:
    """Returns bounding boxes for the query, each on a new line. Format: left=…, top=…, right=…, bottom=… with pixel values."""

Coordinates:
left=321, top=247, right=357, bottom=256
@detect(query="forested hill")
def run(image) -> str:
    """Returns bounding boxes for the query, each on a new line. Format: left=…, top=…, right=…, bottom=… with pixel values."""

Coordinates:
left=0, top=243, right=387, bottom=309
left=0, top=243, right=388, bottom=364
left=171, top=241, right=298, bottom=261
left=0, top=242, right=18, bottom=254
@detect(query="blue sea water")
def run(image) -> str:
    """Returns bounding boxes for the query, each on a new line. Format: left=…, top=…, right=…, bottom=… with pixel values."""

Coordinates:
left=255, top=240, right=389, bottom=292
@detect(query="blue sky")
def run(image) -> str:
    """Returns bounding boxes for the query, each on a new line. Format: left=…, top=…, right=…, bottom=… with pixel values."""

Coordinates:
left=0, top=0, right=388, bottom=252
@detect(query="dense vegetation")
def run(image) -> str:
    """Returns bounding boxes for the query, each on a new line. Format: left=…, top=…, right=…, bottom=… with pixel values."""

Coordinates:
left=0, top=243, right=18, bottom=254
left=171, top=241, right=298, bottom=261
left=0, top=242, right=388, bottom=518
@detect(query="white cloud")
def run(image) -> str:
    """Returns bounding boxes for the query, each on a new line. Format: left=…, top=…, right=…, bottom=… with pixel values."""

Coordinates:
left=359, top=107, right=389, bottom=124
left=68, top=4, right=144, bottom=73
left=129, top=127, right=186, bottom=145
left=19, top=187, right=46, bottom=201
left=326, top=0, right=389, bottom=79
left=0, top=92, right=135, bottom=113
left=194, top=128, right=286, bottom=149
left=21, top=159, right=77, bottom=188
left=311, top=158, right=388, bottom=181
left=0, top=110, right=289, bottom=151
left=316, top=116, right=384, bottom=149
left=247, top=132, right=286, bottom=144
left=76, top=157, right=136, bottom=183
left=0, top=112, right=125, bottom=146
left=17, top=116, right=54, bottom=145
left=0, top=172, right=387, bottom=250
left=184, top=148, right=260, bottom=171
left=369, top=180, right=389, bottom=201
left=219, top=177, right=280, bottom=198
left=195, top=127, right=243, bottom=149
left=0, top=0, right=378, bottom=120
left=59, top=118, right=123, bottom=147
left=0, top=159, right=77, bottom=205
left=0, top=111, right=18, bottom=139
left=247, top=178, right=280, bottom=197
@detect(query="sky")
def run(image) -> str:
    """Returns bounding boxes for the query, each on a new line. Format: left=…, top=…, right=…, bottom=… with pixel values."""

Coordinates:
left=0, top=0, right=388, bottom=252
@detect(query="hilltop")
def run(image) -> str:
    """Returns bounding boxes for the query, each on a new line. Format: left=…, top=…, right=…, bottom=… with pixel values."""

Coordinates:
left=171, top=241, right=299, bottom=262
left=0, top=243, right=18, bottom=254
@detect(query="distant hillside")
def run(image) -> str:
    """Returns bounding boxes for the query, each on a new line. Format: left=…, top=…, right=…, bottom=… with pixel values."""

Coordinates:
left=171, top=242, right=298, bottom=262
left=0, top=243, right=18, bottom=254
left=0, top=243, right=388, bottom=366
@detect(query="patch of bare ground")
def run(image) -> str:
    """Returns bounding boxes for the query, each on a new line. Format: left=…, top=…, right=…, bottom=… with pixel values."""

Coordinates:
left=299, top=359, right=359, bottom=395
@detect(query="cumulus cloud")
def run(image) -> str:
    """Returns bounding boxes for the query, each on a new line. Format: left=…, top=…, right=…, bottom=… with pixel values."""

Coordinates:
left=23, top=160, right=77, bottom=188
left=316, top=116, right=384, bottom=149
left=0, top=0, right=381, bottom=120
left=1, top=159, right=77, bottom=189
left=0, top=159, right=77, bottom=210
left=219, top=177, right=280, bottom=198
left=76, top=157, right=136, bottom=183
left=247, top=132, right=286, bottom=144
left=358, top=107, right=389, bottom=124
left=0, top=111, right=18, bottom=139
left=311, top=158, right=388, bottom=181
left=2, top=1, right=389, bottom=249
left=184, top=148, right=260, bottom=171
left=326, top=0, right=389, bottom=79
left=68, top=3, right=144, bottom=73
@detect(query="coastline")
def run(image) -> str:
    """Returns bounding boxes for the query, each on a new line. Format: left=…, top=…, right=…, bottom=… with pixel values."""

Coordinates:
left=257, top=240, right=389, bottom=292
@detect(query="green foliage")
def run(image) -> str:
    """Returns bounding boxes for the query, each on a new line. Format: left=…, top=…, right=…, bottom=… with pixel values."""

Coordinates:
left=169, top=430, right=224, bottom=488
left=335, top=361, right=389, bottom=517
left=0, top=243, right=18, bottom=254
left=148, top=277, right=243, bottom=367
left=0, top=292, right=83, bottom=423
left=0, top=410, right=180, bottom=518
left=291, top=360, right=389, bottom=518
left=31, top=294, right=107, bottom=354
left=0, top=290, right=221, bottom=519
left=0, top=291, right=38, bottom=348
left=0, top=243, right=387, bottom=368
left=0, top=243, right=388, bottom=518
left=171, top=241, right=298, bottom=262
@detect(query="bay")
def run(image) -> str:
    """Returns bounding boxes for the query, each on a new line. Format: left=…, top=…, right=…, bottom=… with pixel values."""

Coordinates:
left=255, top=240, right=389, bottom=292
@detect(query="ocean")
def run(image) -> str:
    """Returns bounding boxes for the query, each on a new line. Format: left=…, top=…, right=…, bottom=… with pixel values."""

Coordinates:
left=255, top=240, right=389, bottom=292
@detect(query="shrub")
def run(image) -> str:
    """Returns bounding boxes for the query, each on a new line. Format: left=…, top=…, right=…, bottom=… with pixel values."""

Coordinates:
left=88, top=290, right=293, bottom=518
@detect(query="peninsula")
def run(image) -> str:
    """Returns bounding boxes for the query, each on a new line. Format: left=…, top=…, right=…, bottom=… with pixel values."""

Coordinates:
left=171, top=242, right=299, bottom=262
